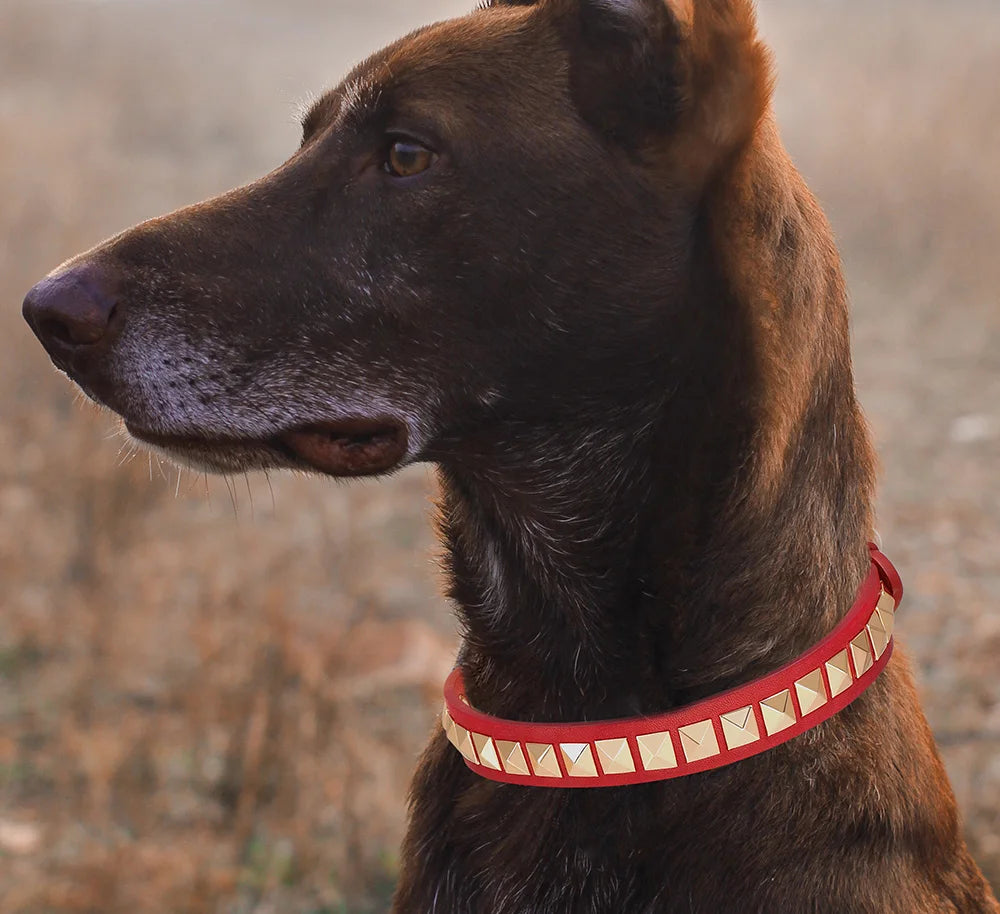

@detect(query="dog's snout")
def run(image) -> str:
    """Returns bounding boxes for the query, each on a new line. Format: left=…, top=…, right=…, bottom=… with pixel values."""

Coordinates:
left=23, top=264, right=120, bottom=353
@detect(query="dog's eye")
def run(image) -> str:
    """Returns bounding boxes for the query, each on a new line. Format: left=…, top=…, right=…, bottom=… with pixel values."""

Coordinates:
left=384, top=139, right=435, bottom=178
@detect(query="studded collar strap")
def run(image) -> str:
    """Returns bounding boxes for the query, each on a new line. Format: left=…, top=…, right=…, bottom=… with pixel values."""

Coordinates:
left=442, top=544, right=902, bottom=787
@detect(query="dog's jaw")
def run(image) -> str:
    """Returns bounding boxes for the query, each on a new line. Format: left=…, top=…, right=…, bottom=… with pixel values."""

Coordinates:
left=49, top=318, right=434, bottom=478
left=121, top=416, right=410, bottom=478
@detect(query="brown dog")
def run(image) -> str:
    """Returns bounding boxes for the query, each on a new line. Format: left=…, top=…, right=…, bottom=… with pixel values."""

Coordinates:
left=22, top=0, right=998, bottom=911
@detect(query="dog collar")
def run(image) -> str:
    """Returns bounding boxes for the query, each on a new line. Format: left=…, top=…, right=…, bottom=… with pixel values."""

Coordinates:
left=442, top=543, right=902, bottom=787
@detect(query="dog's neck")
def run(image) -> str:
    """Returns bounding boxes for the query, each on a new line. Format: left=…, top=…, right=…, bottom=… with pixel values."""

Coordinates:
left=434, top=131, right=876, bottom=724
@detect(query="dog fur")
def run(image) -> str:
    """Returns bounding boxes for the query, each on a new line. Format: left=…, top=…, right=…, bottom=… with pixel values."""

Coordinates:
left=22, top=0, right=999, bottom=911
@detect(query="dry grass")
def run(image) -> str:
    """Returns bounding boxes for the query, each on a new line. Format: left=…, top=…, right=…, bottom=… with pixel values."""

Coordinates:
left=1, top=0, right=997, bottom=911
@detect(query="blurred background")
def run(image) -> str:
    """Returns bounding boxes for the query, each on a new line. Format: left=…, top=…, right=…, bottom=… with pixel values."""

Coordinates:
left=1, top=0, right=997, bottom=910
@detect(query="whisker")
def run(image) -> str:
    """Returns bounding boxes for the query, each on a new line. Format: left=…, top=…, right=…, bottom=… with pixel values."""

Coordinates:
left=116, top=441, right=139, bottom=467
left=184, top=470, right=202, bottom=496
left=244, top=472, right=255, bottom=521
left=264, top=470, right=276, bottom=515
left=223, top=474, right=239, bottom=518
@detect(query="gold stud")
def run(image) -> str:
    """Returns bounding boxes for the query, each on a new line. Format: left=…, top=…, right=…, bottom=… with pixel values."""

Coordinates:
left=471, top=733, right=501, bottom=770
left=678, top=720, right=720, bottom=763
left=526, top=742, right=562, bottom=778
left=441, top=707, right=455, bottom=742
left=760, top=689, right=796, bottom=736
left=594, top=738, right=636, bottom=774
left=876, top=604, right=894, bottom=641
left=444, top=713, right=459, bottom=749
left=720, top=705, right=760, bottom=749
left=560, top=743, right=599, bottom=777
left=636, top=731, right=677, bottom=771
left=850, top=631, right=873, bottom=677
left=496, top=740, right=530, bottom=776
left=825, top=649, right=853, bottom=697
left=866, top=609, right=890, bottom=660
left=794, top=669, right=828, bottom=716
left=452, top=725, right=478, bottom=762
left=876, top=588, right=896, bottom=617
left=872, top=597, right=895, bottom=652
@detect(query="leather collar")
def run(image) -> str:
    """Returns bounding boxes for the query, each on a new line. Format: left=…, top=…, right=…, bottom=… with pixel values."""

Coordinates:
left=443, top=543, right=902, bottom=787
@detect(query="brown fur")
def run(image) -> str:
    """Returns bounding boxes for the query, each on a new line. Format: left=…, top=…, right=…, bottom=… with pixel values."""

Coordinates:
left=21, top=0, right=998, bottom=911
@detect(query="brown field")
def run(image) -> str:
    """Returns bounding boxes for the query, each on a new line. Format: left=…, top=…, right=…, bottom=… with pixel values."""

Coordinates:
left=1, top=0, right=998, bottom=911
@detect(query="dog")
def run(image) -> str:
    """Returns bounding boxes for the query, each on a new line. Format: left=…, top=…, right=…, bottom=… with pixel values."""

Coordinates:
left=22, top=0, right=999, bottom=911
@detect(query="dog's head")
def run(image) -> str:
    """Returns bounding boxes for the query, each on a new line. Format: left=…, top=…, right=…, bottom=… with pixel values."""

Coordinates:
left=23, top=0, right=770, bottom=477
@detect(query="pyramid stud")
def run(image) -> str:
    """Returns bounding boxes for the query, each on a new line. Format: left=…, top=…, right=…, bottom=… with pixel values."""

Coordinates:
left=441, top=707, right=456, bottom=742
left=760, top=689, right=796, bottom=736
left=443, top=711, right=458, bottom=746
left=678, top=719, right=720, bottom=763
left=636, top=731, right=677, bottom=771
left=876, top=588, right=896, bottom=616
left=850, top=631, right=873, bottom=677
left=876, top=603, right=894, bottom=641
left=794, top=669, right=828, bottom=716
left=452, top=724, right=479, bottom=763
left=866, top=609, right=891, bottom=660
left=496, top=740, right=530, bottom=776
left=471, top=733, right=501, bottom=770
left=720, top=705, right=760, bottom=750
left=526, top=742, right=562, bottom=778
left=825, top=649, right=853, bottom=697
left=560, top=743, right=599, bottom=777
left=594, top=738, right=636, bottom=774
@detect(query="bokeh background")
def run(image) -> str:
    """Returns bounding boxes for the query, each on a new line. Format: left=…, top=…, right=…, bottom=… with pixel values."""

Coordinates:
left=1, top=0, right=998, bottom=910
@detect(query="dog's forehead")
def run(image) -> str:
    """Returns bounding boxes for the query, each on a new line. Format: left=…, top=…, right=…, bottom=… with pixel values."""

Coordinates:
left=304, top=4, right=557, bottom=134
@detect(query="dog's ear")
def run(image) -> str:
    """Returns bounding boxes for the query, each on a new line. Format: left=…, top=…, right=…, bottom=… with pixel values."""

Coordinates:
left=558, top=0, right=687, bottom=147
left=544, top=0, right=773, bottom=181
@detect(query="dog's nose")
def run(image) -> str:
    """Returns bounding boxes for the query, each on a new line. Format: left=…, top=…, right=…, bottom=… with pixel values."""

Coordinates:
left=23, top=265, right=120, bottom=352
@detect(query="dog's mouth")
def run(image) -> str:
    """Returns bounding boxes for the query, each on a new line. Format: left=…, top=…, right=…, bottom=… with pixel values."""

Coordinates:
left=276, top=419, right=408, bottom=476
left=127, top=417, right=409, bottom=477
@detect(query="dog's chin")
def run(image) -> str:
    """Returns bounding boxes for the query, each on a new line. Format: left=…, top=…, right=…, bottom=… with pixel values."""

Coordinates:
left=125, top=418, right=410, bottom=478
left=274, top=419, right=410, bottom=476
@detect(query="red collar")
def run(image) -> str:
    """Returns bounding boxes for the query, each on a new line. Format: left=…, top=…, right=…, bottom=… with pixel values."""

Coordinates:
left=443, top=543, right=902, bottom=787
